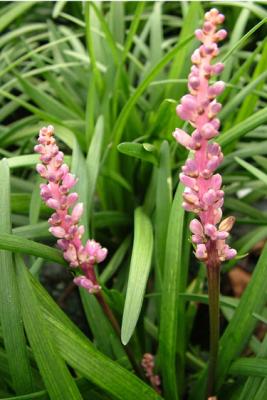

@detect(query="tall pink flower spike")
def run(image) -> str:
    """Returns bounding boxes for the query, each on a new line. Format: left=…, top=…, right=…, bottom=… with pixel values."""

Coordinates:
left=173, top=8, right=236, bottom=264
left=35, top=125, right=107, bottom=294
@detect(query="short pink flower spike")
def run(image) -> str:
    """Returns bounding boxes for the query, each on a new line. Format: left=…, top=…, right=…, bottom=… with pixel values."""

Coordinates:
left=173, top=9, right=236, bottom=264
left=35, top=125, right=107, bottom=293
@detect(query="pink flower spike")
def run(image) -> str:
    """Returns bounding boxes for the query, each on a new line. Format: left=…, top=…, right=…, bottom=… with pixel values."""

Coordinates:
left=172, top=10, right=236, bottom=266
left=35, top=126, right=108, bottom=294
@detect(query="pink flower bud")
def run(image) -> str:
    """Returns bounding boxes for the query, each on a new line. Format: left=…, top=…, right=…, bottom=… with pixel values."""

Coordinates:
left=212, top=62, right=224, bottom=75
left=64, top=244, right=79, bottom=267
left=182, top=159, right=198, bottom=177
left=73, top=276, right=101, bottom=294
left=72, top=203, right=84, bottom=222
left=203, top=21, right=213, bottom=32
left=195, top=244, right=208, bottom=261
left=173, top=129, right=194, bottom=149
left=208, top=82, right=225, bottom=99
left=211, top=174, right=222, bottom=190
left=207, top=156, right=222, bottom=172
left=195, top=29, right=204, bottom=41
left=216, top=231, right=229, bottom=240
left=179, top=174, right=198, bottom=191
left=46, top=198, right=60, bottom=209
left=62, top=173, right=76, bottom=189
left=224, top=248, right=237, bottom=260
left=36, top=164, right=47, bottom=177
left=49, top=226, right=66, bottom=238
left=96, top=247, right=108, bottom=263
left=190, top=219, right=204, bottom=236
left=210, top=118, right=220, bottom=130
left=203, top=189, right=217, bottom=206
left=204, top=224, right=217, bottom=240
left=183, top=192, right=200, bottom=206
left=201, top=123, right=218, bottom=139
left=189, top=76, right=200, bottom=90
left=66, top=192, right=79, bottom=207
left=216, top=29, right=227, bottom=41
left=191, top=49, right=201, bottom=64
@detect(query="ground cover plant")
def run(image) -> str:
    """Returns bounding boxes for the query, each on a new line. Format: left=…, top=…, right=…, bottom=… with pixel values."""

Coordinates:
left=0, top=1, right=267, bottom=399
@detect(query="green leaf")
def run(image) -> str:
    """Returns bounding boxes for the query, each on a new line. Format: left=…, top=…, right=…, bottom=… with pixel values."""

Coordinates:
left=121, top=207, right=153, bottom=345
left=31, top=273, right=162, bottom=400
left=155, top=141, right=172, bottom=280
left=117, top=142, right=158, bottom=165
left=84, top=2, right=102, bottom=91
left=29, top=176, right=42, bottom=225
left=238, top=323, right=267, bottom=399
left=166, top=2, right=202, bottom=99
left=219, top=71, right=267, bottom=121
left=0, top=2, right=36, bottom=33
left=235, top=157, right=267, bottom=186
left=235, top=40, right=267, bottom=123
left=87, top=116, right=104, bottom=218
left=16, top=75, right=79, bottom=121
left=121, top=2, right=145, bottom=63
left=90, top=2, right=119, bottom=65
left=218, top=106, right=267, bottom=148
left=15, top=255, right=82, bottom=400
left=0, top=159, right=33, bottom=394
left=13, top=222, right=50, bottom=240
left=112, top=33, right=194, bottom=147
left=158, top=183, right=186, bottom=400
left=229, top=358, right=267, bottom=378
left=0, top=233, right=67, bottom=266
left=52, top=0, right=67, bottom=18
left=100, top=235, right=131, bottom=284
left=71, top=138, right=89, bottom=235
left=253, top=155, right=267, bottom=172
left=221, top=16, right=267, bottom=63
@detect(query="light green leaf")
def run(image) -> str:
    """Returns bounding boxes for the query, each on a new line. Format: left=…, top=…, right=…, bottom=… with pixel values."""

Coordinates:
left=117, top=142, right=158, bottom=165
left=235, top=157, right=267, bottom=186
left=121, top=207, right=153, bottom=345
left=0, top=233, right=67, bottom=266
left=158, top=183, right=185, bottom=400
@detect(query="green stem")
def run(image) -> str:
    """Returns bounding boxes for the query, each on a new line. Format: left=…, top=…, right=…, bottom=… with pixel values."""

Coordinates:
left=206, top=259, right=220, bottom=397
left=95, top=291, right=144, bottom=379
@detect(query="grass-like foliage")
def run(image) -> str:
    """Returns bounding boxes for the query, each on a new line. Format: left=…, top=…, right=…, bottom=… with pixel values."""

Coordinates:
left=0, top=1, right=267, bottom=399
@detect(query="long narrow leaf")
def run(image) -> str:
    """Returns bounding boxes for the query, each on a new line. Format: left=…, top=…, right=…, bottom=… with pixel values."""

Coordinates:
left=158, top=183, right=185, bottom=400
left=121, top=207, right=153, bottom=345
left=15, top=255, right=82, bottom=400
left=0, top=159, right=33, bottom=394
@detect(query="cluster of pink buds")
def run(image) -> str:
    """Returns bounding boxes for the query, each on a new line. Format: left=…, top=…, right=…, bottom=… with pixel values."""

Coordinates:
left=141, top=353, right=161, bottom=393
left=173, top=9, right=236, bottom=264
left=35, top=125, right=107, bottom=293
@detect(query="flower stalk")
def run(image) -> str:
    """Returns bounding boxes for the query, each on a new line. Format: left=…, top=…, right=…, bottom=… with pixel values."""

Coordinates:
left=173, top=8, right=236, bottom=396
left=206, top=243, right=220, bottom=397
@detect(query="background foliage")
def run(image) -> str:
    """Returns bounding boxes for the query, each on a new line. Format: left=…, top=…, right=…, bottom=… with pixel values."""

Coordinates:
left=0, top=1, right=267, bottom=399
